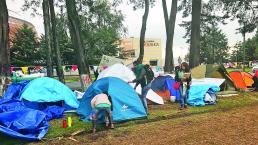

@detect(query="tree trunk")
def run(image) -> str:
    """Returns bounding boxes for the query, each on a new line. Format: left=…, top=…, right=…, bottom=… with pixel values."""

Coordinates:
left=137, top=0, right=149, bottom=63
left=65, top=0, right=90, bottom=75
left=0, top=0, right=10, bottom=96
left=189, top=0, right=201, bottom=68
left=43, top=0, right=53, bottom=77
left=49, top=0, right=65, bottom=83
left=163, top=0, right=177, bottom=73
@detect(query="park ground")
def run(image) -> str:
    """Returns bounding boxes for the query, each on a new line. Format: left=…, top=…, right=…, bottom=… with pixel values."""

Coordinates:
left=1, top=92, right=258, bottom=145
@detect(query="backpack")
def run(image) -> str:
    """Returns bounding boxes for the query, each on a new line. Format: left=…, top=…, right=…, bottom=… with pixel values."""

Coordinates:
left=144, top=66, right=154, bottom=83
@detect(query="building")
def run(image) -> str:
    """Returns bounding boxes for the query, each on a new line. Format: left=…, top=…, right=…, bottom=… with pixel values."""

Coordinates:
left=120, top=37, right=163, bottom=66
left=9, top=16, right=37, bottom=46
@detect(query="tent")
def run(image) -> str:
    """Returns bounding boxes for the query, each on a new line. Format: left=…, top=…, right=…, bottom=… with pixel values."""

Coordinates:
left=77, top=77, right=147, bottom=122
left=97, top=63, right=142, bottom=94
left=3, top=80, right=30, bottom=100
left=20, top=77, right=79, bottom=109
left=229, top=71, right=254, bottom=90
left=0, top=99, right=48, bottom=140
left=188, top=84, right=220, bottom=106
left=191, top=64, right=235, bottom=90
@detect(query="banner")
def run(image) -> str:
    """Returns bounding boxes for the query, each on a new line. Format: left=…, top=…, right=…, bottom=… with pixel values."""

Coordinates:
left=80, top=74, right=92, bottom=89
left=99, top=55, right=124, bottom=67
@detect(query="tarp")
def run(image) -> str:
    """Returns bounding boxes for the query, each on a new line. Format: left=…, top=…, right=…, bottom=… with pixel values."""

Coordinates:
left=77, top=77, right=147, bottom=122
left=192, top=78, right=225, bottom=87
left=20, top=77, right=79, bottom=109
left=3, top=80, right=30, bottom=100
left=188, top=84, right=220, bottom=106
left=0, top=99, right=48, bottom=140
left=146, top=89, right=164, bottom=105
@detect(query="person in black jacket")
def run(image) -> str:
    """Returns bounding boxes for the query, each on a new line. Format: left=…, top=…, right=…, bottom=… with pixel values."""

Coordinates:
left=175, top=62, right=192, bottom=109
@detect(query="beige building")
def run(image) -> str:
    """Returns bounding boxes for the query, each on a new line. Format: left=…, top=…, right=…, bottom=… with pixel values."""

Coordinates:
left=120, top=37, right=163, bottom=66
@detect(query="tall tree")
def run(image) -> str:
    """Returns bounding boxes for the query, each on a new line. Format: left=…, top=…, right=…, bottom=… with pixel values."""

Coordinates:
left=65, top=0, right=90, bottom=76
left=0, top=0, right=10, bottom=95
left=42, top=0, right=53, bottom=77
left=189, top=0, right=201, bottom=68
left=11, top=24, right=39, bottom=66
left=162, top=0, right=178, bottom=72
left=0, top=0, right=10, bottom=76
left=49, top=0, right=65, bottom=83
left=129, top=0, right=155, bottom=63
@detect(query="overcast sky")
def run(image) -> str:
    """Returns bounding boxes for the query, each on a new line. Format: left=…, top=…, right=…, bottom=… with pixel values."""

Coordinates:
left=7, top=0, right=255, bottom=62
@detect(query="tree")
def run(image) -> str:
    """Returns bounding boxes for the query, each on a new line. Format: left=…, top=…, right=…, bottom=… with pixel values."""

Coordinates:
left=65, top=0, right=90, bottom=76
left=11, top=24, right=39, bottom=66
left=0, top=0, right=10, bottom=95
left=79, top=0, right=126, bottom=65
left=162, top=0, right=178, bottom=72
left=42, top=0, right=53, bottom=77
left=49, top=0, right=65, bottom=83
left=129, top=0, right=156, bottom=63
left=189, top=0, right=202, bottom=68
left=0, top=0, right=10, bottom=76
left=200, top=25, right=229, bottom=64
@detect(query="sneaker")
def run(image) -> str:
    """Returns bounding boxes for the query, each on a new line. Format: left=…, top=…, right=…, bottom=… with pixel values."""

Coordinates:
left=184, top=105, right=188, bottom=109
left=92, top=128, right=96, bottom=133
left=110, top=124, right=115, bottom=129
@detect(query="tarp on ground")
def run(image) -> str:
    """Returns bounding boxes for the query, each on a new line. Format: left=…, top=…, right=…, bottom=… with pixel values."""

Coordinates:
left=77, top=77, right=147, bottom=122
left=0, top=99, right=48, bottom=140
left=20, top=77, right=79, bottom=109
left=3, top=80, right=30, bottom=100
left=188, top=84, right=220, bottom=106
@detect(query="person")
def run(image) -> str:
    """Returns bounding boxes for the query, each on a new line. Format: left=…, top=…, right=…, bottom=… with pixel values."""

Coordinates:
left=252, top=70, right=258, bottom=91
left=91, top=93, right=114, bottom=133
left=128, top=61, right=151, bottom=113
left=90, top=65, right=99, bottom=81
left=175, top=62, right=192, bottom=110
left=144, top=64, right=154, bottom=84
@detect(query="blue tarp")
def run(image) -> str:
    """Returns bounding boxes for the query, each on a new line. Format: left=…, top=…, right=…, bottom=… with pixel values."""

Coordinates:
left=3, top=80, right=30, bottom=100
left=187, top=85, right=220, bottom=106
left=0, top=99, right=48, bottom=140
left=165, top=79, right=181, bottom=101
left=77, top=77, right=147, bottom=122
left=20, top=77, right=79, bottom=109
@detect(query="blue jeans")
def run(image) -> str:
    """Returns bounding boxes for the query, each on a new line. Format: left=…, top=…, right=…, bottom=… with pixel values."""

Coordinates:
left=92, top=107, right=112, bottom=129
left=179, top=85, right=188, bottom=108
left=140, top=83, right=151, bottom=113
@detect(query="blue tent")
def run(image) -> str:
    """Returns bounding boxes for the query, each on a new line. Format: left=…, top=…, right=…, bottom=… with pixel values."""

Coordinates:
left=0, top=99, right=48, bottom=140
left=165, top=79, right=181, bottom=101
left=77, top=77, right=147, bottom=122
left=151, top=75, right=173, bottom=91
left=187, top=84, right=220, bottom=106
left=20, top=77, right=79, bottom=109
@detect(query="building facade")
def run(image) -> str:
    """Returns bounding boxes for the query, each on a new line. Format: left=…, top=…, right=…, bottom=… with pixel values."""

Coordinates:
left=120, top=37, right=163, bottom=66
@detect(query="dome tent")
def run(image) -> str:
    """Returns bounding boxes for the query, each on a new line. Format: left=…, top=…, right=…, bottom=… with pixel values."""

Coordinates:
left=77, top=77, right=147, bottom=122
left=20, top=77, right=79, bottom=109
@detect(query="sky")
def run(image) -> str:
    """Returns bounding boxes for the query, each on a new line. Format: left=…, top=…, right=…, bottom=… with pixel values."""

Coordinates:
left=7, top=0, right=255, bottom=63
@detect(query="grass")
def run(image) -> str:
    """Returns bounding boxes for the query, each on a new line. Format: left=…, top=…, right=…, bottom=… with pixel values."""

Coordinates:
left=1, top=92, right=258, bottom=145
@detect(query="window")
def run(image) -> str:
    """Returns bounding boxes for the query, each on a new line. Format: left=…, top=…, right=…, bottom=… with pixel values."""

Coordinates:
left=149, top=60, right=158, bottom=66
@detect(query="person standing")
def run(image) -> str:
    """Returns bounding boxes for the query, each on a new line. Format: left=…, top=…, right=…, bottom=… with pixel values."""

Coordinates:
left=175, top=62, right=192, bottom=109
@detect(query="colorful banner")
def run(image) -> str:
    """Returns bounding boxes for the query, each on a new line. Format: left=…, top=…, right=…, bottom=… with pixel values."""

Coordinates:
left=21, top=67, right=28, bottom=74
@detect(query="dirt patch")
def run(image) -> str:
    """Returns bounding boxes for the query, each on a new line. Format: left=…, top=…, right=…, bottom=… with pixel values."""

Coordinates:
left=33, top=104, right=258, bottom=145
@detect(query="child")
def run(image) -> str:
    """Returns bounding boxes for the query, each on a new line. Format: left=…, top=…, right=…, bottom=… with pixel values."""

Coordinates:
left=91, top=93, right=114, bottom=133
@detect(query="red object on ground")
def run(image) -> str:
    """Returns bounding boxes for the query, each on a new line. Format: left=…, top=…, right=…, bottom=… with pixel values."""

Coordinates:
left=63, top=120, right=67, bottom=128
left=255, top=70, right=258, bottom=77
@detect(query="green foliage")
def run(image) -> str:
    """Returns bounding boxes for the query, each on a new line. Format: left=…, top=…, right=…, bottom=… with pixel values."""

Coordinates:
left=79, top=0, right=126, bottom=65
left=10, top=24, right=41, bottom=66
left=128, top=0, right=156, bottom=10
left=200, top=25, right=229, bottom=64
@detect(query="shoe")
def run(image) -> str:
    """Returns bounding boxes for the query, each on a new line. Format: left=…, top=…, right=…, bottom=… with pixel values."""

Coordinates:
left=184, top=105, right=187, bottom=109
left=105, top=122, right=109, bottom=127
left=179, top=107, right=184, bottom=110
left=110, top=124, right=115, bottom=129
left=92, top=128, right=96, bottom=133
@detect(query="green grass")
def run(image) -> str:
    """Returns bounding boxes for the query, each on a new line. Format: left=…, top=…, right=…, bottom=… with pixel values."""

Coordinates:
left=1, top=93, right=258, bottom=145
